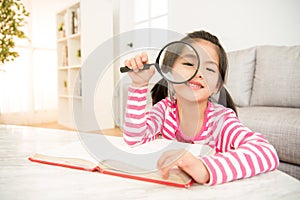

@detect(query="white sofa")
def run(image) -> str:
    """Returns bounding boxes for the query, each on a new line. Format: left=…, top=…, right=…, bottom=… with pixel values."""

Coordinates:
left=226, top=45, right=300, bottom=180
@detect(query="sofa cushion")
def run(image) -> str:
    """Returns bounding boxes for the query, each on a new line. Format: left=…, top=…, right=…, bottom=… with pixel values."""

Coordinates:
left=226, top=47, right=256, bottom=107
left=237, top=106, right=300, bottom=166
left=251, top=45, right=300, bottom=107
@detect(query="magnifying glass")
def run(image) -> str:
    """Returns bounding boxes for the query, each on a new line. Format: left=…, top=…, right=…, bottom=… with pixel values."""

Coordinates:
left=120, top=41, right=200, bottom=84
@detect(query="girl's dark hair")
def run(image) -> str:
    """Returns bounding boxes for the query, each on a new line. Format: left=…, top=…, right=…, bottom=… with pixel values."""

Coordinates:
left=151, top=30, right=237, bottom=114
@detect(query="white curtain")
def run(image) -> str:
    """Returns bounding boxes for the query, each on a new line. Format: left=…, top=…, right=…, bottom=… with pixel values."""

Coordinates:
left=0, top=46, right=57, bottom=123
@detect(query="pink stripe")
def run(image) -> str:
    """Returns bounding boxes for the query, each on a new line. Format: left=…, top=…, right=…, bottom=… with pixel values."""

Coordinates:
left=146, top=116, right=158, bottom=134
left=214, top=159, right=227, bottom=183
left=218, top=154, right=238, bottom=181
left=128, top=96, right=147, bottom=101
left=123, top=138, right=139, bottom=146
left=241, top=146, right=264, bottom=173
left=202, top=157, right=217, bottom=185
left=223, top=123, right=242, bottom=151
left=128, top=87, right=147, bottom=94
left=252, top=144, right=273, bottom=171
left=239, top=132, right=256, bottom=144
left=123, top=128, right=146, bottom=137
left=206, top=109, right=227, bottom=122
left=230, top=129, right=243, bottom=147
left=260, top=143, right=279, bottom=169
left=154, top=102, right=164, bottom=113
left=165, top=119, right=175, bottom=129
left=127, top=104, right=146, bottom=110
left=126, top=113, right=144, bottom=119
left=125, top=121, right=146, bottom=128
left=162, top=126, right=175, bottom=139
left=148, top=111, right=163, bottom=123
left=244, top=154, right=255, bottom=177
left=231, top=152, right=247, bottom=178
left=169, top=112, right=176, bottom=122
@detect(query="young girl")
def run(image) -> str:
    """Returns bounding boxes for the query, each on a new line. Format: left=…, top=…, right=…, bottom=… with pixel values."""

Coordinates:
left=122, top=30, right=279, bottom=185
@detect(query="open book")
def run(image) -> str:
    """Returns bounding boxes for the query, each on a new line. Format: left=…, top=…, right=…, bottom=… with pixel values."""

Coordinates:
left=29, top=134, right=214, bottom=188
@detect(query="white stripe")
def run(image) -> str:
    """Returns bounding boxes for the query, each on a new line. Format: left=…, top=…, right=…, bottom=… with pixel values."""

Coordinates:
left=126, top=108, right=146, bottom=115
left=218, top=156, right=233, bottom=182
left=234, top=131, right=247, bottom=147
left=127, top=99, right=147, bottom=106
left=229, top=127, right=245, bottom=149
left=236, top=151, right=252, bottom=178
left=146, top=118, right=159, bottom=133
left=260, top=143, right=277, bottom=170
left=165, top=112, right=176, bottom=125
left=125, top=117, right=146, bottom=124
left=123, top=125, right=146, bottom=134
left=239, top=148, right=260, bottom=175
left=128, top=92, right=147, bottom=98
left=221, top=118, right=237, bottom=151
left=163, top=121, right=174, bottom=134
left=248, top=143, right=269, bottom=171
left=162, top=129, right=173, bottom=140
left=207, top=157, right=223, bottom=184
left=226, top=153, right=243, bottom=179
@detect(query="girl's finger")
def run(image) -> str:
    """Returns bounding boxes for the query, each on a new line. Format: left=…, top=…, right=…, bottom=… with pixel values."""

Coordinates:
left=135, top=55, right=144, bottom=69
left=130, top=58, right=138, bottom=72
left=141, top=51, right=148, bottom=63
left=124, top=59, right=131, bottom=68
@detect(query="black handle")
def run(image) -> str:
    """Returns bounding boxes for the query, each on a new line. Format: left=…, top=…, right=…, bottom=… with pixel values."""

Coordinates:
left=120, top=64, right=154, bottom=73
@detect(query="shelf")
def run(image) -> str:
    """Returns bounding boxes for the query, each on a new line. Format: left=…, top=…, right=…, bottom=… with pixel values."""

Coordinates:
left=57, top=1, right=81, bottom=129
left=59, top=95, right=82, bottom=100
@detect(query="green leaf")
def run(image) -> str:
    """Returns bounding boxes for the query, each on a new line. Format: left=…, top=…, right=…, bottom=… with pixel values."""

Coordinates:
left=0, top=0, right=30, bottom=65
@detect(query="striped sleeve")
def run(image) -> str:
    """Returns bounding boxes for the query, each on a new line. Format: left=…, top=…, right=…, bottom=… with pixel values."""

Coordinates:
left=201, top=110, right=279, bottom=185
left=122, top=86, right=166, bottom=146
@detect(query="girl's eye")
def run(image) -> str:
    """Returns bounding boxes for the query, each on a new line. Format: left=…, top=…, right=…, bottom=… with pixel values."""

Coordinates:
left=206, top=67, right=216, bottom=73
left=182, top=62, right=194, bottom=66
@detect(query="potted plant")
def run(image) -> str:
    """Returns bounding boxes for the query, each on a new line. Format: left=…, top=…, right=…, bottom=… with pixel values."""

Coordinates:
left=0, top=0, right=30, bottom=67
left=58, top=22, right=65, bottom=38
left=77, top=49, right=81, bottom=58
left=63, top=80, right=68, bottom=95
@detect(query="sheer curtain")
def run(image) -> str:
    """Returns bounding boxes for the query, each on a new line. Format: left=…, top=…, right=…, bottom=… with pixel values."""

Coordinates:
left=0, top=0, right=58, bottom=125
left=0, top=45, right=57, bottom=124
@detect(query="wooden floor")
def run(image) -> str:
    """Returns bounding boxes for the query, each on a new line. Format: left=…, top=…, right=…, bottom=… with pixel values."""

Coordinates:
left=27, top=121, right=122, bottom=137
left=28, top=122, right=75, bottom=131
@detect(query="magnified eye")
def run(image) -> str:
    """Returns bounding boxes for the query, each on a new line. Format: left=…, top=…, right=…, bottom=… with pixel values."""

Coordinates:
left=182, top=62, right=194, bottom=66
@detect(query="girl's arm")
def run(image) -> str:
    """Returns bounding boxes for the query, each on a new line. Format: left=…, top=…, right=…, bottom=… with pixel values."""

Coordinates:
left=201, top=110, right=280, bottom=185
left=122, top=86, right=167, bottom=146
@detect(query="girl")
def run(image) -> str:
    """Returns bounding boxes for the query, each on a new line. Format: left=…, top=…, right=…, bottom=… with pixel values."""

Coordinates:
left=122, top=30, right=279, bottom=185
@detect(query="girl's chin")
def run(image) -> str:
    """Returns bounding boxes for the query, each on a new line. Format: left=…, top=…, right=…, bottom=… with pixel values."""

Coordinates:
left=177, top=92, right=210, bottom=102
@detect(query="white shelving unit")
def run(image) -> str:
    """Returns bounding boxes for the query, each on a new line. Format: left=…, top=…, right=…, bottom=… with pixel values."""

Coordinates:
left=56, top=1, right=82, bottom=129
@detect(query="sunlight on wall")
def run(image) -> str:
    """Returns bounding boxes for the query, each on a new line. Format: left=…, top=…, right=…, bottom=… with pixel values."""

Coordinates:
left=0, top=0, right=78, bottom=124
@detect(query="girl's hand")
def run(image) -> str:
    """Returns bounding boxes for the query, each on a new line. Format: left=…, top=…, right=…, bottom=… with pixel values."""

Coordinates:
left=124, top=52, right=155, bottom=88
left=157, top=149, right=210, bottom=184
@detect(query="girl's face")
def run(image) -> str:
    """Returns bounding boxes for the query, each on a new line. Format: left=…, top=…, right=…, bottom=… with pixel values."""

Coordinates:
left=172, top=39, right=220, bottom=103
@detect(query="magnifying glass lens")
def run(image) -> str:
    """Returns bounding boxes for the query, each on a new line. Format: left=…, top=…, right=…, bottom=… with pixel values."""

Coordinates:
left=157, top=42, right=199, bottom=84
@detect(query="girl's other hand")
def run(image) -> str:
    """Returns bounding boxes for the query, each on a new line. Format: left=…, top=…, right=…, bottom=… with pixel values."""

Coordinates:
left=124, top=52, right=155, bottom=88
left=157, top=149, right=210, bottom=184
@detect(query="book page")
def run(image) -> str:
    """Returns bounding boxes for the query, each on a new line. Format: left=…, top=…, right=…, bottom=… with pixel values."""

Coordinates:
left=31, top=134, right=214, bottom=182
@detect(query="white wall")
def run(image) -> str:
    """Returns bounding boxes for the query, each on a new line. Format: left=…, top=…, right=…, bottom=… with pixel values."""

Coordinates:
left=81, top=0, right=114, bottom=131
left=168, top=0, right=300, bottom=51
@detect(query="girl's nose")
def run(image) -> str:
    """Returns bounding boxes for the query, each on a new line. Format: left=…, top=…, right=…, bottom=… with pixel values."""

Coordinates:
left=195, top=69, right=204, bottom=79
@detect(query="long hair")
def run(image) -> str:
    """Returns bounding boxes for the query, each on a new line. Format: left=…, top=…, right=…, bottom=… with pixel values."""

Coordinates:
left=151, top=30, right=237, bottom=115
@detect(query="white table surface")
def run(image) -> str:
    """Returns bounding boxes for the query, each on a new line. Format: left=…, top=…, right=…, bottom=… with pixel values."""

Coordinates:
left=0, top=125, right=299, bottom=200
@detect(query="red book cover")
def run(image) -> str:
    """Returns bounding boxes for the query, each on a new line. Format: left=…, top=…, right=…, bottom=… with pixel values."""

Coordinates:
left=28, top=139, right=196, bottom=188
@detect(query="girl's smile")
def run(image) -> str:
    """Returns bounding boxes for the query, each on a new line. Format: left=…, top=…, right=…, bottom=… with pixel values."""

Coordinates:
left=186, top=80, right=204, bottom=90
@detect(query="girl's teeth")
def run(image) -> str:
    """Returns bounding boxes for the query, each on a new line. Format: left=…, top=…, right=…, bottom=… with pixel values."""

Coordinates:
left=188, top=82, right=202, bottom=88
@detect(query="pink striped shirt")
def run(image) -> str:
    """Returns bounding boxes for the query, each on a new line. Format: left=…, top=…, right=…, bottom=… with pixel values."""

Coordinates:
left=123, top=86, right=279, bottom=185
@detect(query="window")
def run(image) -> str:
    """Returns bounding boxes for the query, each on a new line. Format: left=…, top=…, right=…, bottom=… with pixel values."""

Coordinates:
left=133, top=0, right=168, bottom=29
left=0, top=0, right=57, bottom=124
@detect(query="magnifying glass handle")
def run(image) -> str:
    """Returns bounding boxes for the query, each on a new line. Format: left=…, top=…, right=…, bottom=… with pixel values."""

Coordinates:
left=120, top=64, right=154, bottom=73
